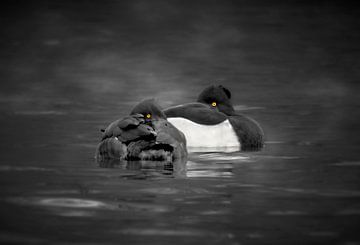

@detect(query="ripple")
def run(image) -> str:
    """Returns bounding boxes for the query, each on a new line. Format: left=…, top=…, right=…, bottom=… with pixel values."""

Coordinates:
left=189, top=188, right=213, bottom=194
left=140, top=187, right=180, bottom=195
left=187, top=161, right=233, bottom=170
left=8, top=197, right=115, bottom=210
left=0, top=166, right=54, bottom=172
left=269, top=187, right=360, bottom=197
left=267, top=210, right=308, bottom=215
left=14, top=110, right=66, bottom=115
left=200, top=210, right=230, bottom=215
left=270, top=187, right=309, bottom=193
left=186, top=160, right=234, bottom=178
left=197, top=153, right=250, bottom=161
left=187, top=170, right=233, bottom=178
left=331, top=161, right=360, bottom=166
left=36, top=189, right=102, bottom=195
left=188, top=146, right=240, bottom=153
left=258, top=155, right=301, bottom=160
left=55, top=210, right=95, bottom=217
left=118, top=202, right=173, bottom=213
left=317, top=190, right=360, bottom=197
left=118, top=228, right=206, bottom=237
left=37, top=198, right=109, bottom=208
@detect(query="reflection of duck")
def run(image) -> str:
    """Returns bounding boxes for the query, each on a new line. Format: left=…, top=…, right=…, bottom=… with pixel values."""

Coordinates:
left=164, top=85, right=264, bottom=151
left=98, top=158, right=187, bottom=179
left=96, top=99, right=187, bottom=161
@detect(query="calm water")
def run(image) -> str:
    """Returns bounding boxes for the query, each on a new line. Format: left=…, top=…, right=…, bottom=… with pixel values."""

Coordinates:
left=1, top=1, right=360, bottom=244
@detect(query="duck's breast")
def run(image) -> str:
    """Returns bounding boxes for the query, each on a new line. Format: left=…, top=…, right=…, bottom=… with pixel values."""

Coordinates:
left=167, top=117, right=240, bottom=149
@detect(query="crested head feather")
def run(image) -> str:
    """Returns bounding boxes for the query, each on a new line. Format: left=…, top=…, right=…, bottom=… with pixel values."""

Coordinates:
left=197, top=85, right=235, bottom=116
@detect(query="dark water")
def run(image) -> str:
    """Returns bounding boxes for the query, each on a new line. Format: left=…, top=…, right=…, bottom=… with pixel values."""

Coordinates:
left=1, top=1, right=360, bottom=244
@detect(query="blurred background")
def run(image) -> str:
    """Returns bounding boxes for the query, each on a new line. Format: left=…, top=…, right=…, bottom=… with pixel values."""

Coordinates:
left=1, top=0, right=359, bottom=119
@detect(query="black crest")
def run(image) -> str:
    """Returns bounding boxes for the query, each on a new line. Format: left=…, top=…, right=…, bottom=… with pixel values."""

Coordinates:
left=219, top=85, right=231, bottom=99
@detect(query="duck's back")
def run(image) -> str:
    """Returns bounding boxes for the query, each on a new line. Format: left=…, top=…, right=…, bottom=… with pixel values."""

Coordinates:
left=164, top=103, right=226, bottom=125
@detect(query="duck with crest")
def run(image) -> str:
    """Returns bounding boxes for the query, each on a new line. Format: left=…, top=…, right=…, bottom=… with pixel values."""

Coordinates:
left=164, top=85, right=264, bottom=151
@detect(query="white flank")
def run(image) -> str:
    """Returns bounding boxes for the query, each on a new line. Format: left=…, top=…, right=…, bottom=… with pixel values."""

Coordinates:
left=167, top=117, right=240, bottom=149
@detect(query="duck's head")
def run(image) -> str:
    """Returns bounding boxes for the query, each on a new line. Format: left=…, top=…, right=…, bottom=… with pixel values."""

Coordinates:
left=197, top=85, right=235, bottom=116
left=130, top=98, right=167, bottom=123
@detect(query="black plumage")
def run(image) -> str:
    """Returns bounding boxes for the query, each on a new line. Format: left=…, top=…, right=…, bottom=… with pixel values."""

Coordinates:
left=164, top=102, right=227, bottom=125
left=95, top=99, right=187, bottom=161
left=164, top=85, right=264, bottom=151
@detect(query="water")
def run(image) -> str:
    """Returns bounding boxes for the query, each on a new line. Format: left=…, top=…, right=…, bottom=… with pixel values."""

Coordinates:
left=1, top=1, right=360, bottom=244
left=1, top=100, right=359, bottom=245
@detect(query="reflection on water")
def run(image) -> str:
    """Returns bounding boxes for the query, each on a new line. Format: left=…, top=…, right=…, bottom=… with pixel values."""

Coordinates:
left=188, top=146, right=241, bottom=153
left=97, top=158, right=187, bottom=179
left=185, top=152, right=253, bottom=178
left=96, top=152, right=253, bottom=179
left=96, top=152, right=247, bottom=179
left=187, top=161, right=233, bottom=178
left=196, top=153, right=251, bottom=161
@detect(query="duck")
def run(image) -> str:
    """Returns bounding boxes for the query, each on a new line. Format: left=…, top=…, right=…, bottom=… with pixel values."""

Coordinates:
left=163, top=85, right=264, bottom=151
left=96, top=99, right=187, bottom=161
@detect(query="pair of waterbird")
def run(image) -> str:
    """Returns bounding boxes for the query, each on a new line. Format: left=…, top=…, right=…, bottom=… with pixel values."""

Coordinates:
left=95, top=85, right=264, bottom=161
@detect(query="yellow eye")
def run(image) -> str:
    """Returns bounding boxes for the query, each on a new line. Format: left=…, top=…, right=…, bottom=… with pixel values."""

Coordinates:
left=146, top=113, right=151, bottom=119
left=211, top=102, right=217, bottom=107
